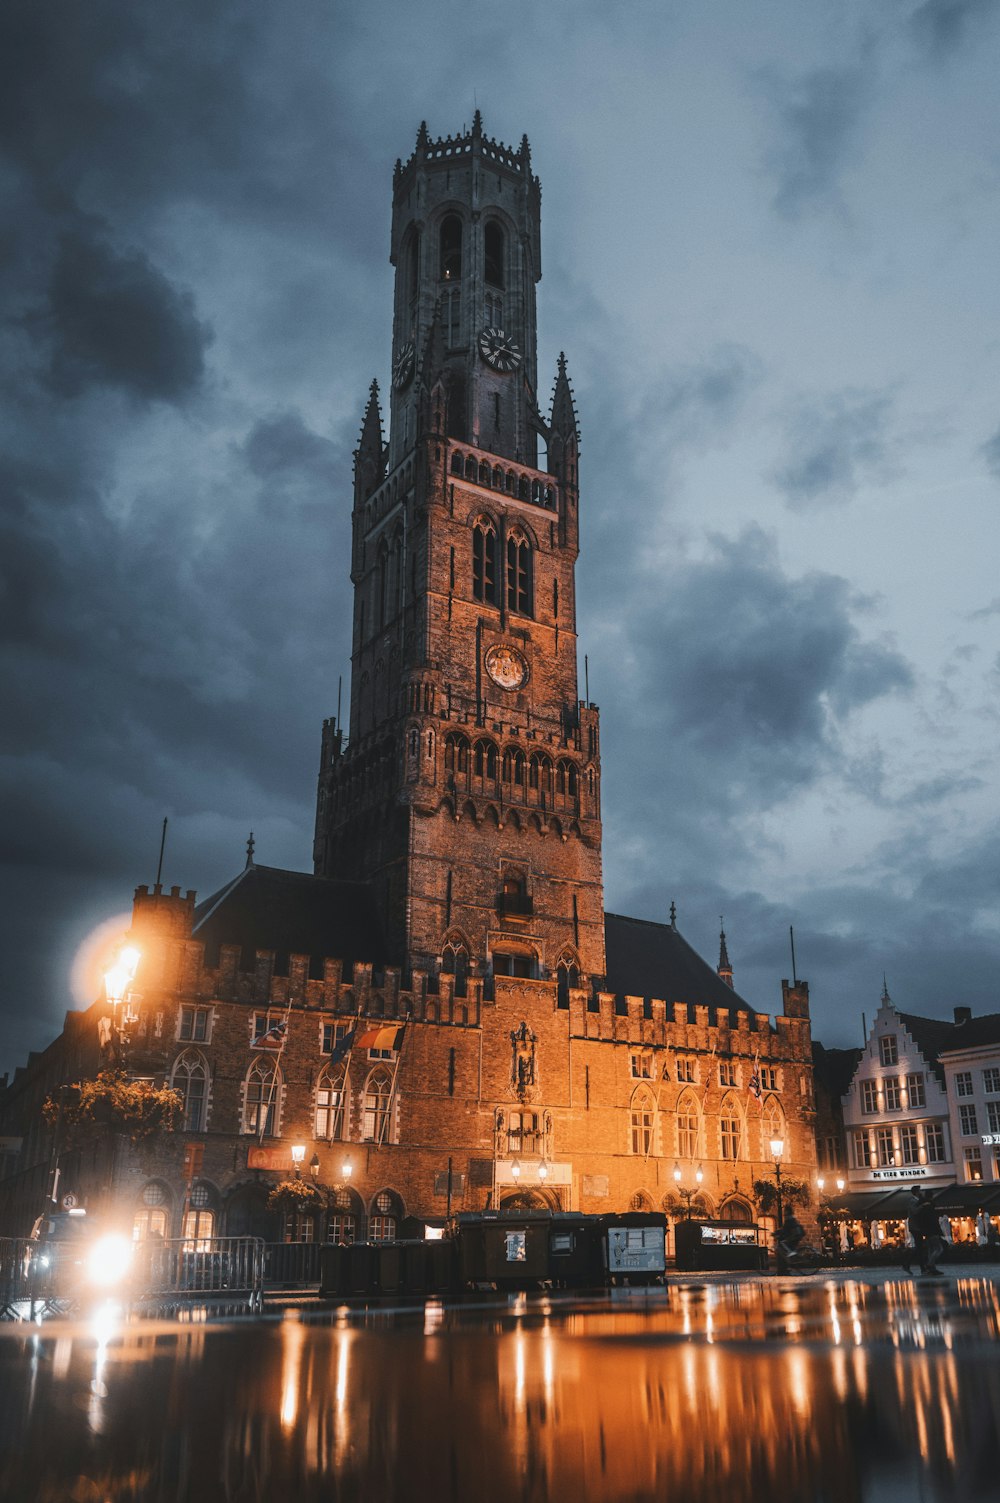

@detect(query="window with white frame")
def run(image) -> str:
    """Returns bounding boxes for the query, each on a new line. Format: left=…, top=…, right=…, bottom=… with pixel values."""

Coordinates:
left=854, top=1130, right=872, bottom=1168
left=675, top=1058, right=696, bottom=1084
left=879, top=1035, right=898, bottom=1066
left=861, top=1080, right=879, bottom=1114
left=987, top=1101, right=1000, bottom=1135
left=760, top=1066, right=778, bottom=1091
left=178, top=1005, right=211, bottom=1043
left=362, top=1068, right=393, bottom=1143
left=875, top=1126, right=895, bottom=1166
left=899, top=1124, right=920, bottom=1165
left=959, top=1104, right=978, bottom=1136
left=327, top=1212, right=357, bottom=1245
left=955, top=1071, right=974, bottom=1097
left=883, top=1076, right=902, bottom=1111
left=964, top=1146, right=983, bottom=1182
left=370, top=1190, right=398, bottom=1243
left=630, top=1089, right=655, bottom=1156
left=677, top=1111, right=699, bottom=1160
left=242, top=1059, right=279, bottom=1136
left=924, top=1123, right=946, bottom=1162
left=719, top=1063, right=737, bottom=1088
left=630, top=1050, right=654, bottom=1080
left=508, top=1111, right=540, bottom=1156
left=906, top=1072, right=925, bottom=1108
left=984, top=1068, right=1000, bottom=1095
left=315, top=1067, right=345, bottom=1140
left=720, top=1111, right=742, bottom=1161
left=171, top=1050, right=208, bottom=1133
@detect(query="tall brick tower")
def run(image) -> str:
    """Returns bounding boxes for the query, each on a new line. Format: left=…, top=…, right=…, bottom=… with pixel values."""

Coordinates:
left=314, top=115, right=605, bottom=990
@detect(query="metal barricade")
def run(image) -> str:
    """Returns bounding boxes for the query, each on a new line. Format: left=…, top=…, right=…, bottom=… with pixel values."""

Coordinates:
left=137, top=1236, right=266, bottom=1312
left=264, top=1241, right=323, bottom=1288
left=0, top=1238, right=33, bottom=1318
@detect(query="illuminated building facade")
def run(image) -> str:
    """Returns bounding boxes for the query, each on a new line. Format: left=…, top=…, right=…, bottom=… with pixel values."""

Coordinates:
left=0, top=119, right=818, bottom=1244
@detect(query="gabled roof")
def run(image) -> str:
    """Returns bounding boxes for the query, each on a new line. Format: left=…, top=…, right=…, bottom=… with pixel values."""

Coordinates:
left=936, top=1012, right=1000, bottom=1052
left=603, top=913, right=762, bottom=1027
left=193, top=865, right=385, bottom=978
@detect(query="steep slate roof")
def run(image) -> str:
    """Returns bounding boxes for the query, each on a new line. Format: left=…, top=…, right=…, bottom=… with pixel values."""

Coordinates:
left=603, top=913, right=762, bottom=1027
left=193, top=864, right=385, bottom=979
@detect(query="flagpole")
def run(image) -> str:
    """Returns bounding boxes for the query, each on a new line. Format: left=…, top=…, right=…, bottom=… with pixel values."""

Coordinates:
left=380, top=1024, right=407, bottom=1147
left=259, top=996, right=294, bottom=1144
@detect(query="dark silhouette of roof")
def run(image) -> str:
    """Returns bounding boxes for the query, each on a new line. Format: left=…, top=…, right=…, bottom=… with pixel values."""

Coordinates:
left=603, top=913, right=762, bottom=1026
left=193, top=864, right=385, bottom=978
left=812, top=1042, right=862, bottom=1100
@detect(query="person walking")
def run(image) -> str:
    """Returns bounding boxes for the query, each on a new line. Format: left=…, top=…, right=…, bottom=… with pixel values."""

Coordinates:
left=904, top=1183, right=926, bottom=1275
left=915, top=1190, right=945, bottom=1276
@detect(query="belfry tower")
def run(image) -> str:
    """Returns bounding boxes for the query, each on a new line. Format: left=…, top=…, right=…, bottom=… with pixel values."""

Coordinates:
left=314, top=115, right=605, bottom=990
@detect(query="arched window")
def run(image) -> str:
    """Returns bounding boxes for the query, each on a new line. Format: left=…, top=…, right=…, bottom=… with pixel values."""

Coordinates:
left=133, top=1182, right=170, bottom=1242
left=328, top=1187, right=361, bottom=1245
left=762, top=1098, right=785, bottom=1158
left=445, top=732, right=470, bottom=778
left=557, top=958, right=580, bottom=1009
left=472, top=519, right=498, bottom=605
left=474, top=739, right=498, bottom=779
left=243, top=1059, right=280, bottom=1137
left=440, top=215, right=462, bottom=280
left=406, top=230, right=420, bottom=303
left=484, top=220, right=505, bottom=288
left=370, top=1189, right=402, bottom=1242
left=451, top=451, right=464, bottom=475
left=171, top=1050, right=208, bottom=1133
left=315, top=1067, right=345, bottom=1140
left=529, top=753, right=551, bottom=794
left=506, top=530, right=532, bottom=615
left=182, top=1183, right=216, bottom=1248
left=720, top=1094, right=744, bottom=1160
left=630, top=1087, right=656, bottom=1156
left=676, top=1092, right=701, bottom=1160
left=363, top=1068, right=394, bottom=1143
left=442, top=943, right=469, bottom=997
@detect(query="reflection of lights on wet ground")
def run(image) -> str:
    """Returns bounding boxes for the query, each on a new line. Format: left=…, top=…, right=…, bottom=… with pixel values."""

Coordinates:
left=280, top=1312, right=305, bottom=1433
left=514, top=1329, right=526, bottom=1411
left=541, top=1323, right=555, bottom=1405
left=424, top=1299, right=444, bottom=1336
left=87, top=1300, right=122, bottom=1434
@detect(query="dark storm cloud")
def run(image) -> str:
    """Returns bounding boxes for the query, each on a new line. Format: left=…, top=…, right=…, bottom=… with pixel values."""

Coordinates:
left=242, top=413, right=340, bottom=483
left=982, top=424, right=1000, bottom=480
left=647, top=345, right=763, bottom=449
left=773, top=388, right=897, bottom=508
left=762, top=64, right=871, bottom=218
left=36, top=227, right=211, bottom=401
left=910, top=0, right=999, bottom=57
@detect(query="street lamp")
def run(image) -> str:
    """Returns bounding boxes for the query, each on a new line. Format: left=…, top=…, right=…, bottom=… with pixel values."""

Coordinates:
left=341, top=1159, right=353, bottom=1182
left=510, top=1159, right=521, bottom=1182
left=538, top=1161, right=548, bottom=1182
left=102, top=945, right=141, bottom=1065
left=673, top=1162, right=704, bottom=1218
left=769, top=1135, right=785, bottom=1225
left=291, top=1144, right=305, bottom=1178
left=309, top=1154, right=321, bottom=1181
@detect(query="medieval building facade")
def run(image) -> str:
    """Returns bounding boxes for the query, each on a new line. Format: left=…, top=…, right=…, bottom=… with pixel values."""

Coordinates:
left=0, top=118, right=818, bottom=1245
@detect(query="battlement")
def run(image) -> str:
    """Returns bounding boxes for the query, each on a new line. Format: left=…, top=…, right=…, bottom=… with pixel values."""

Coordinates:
left=394, top=113, right=534, bottom=193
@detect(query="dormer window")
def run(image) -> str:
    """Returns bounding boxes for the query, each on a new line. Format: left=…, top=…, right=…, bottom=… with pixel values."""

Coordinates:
left=879, top=1035, right=898, bottom=1066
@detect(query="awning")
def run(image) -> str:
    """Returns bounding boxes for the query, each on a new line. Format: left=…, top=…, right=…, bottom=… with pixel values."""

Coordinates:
left=929, top=1183, right=1000, bottom=1215
left=822, top=1190, right=900, bottom=1219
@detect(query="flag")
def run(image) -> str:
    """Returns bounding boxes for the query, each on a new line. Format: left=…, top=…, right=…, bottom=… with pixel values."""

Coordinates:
left=355, top=1023, right=405, bottom=1052
left=329, top=1027, right=356, bottom=1064
left=748, top=1053, right=762, bottom=1099
left=251, top=1020, right=287, bottom=1050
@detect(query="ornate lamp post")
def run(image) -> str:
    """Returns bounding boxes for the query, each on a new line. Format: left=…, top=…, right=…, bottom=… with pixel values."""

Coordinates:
left=102, top=945, right=141, bottom=1067
left=769, top=1135, right=785, bottom=1226
left=291, top=1144, right=306, bottom=1179
left=672, top=1162, right=704, bottom=1218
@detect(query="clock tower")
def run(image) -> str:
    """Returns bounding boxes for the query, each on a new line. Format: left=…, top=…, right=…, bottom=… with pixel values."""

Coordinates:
left=314, top=115, right=606, bottom=991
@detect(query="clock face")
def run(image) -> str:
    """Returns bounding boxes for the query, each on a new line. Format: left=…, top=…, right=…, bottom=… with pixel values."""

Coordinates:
left=478, top=327, right=523, bottom=374
left=485, top=644, right=528, bottom=691
left=393, top=340, right=415, bottom=390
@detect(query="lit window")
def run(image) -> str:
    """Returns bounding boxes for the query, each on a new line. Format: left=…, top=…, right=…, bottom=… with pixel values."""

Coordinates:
left=315, top=1068, right=345, bottom=1140
left=630, top=1089, right=655, bottom=1156
left=879, top=1035, right=898, bottom=1066
left=899, top=1124, right=920, bottom=1164
left=171, top=1051, right=208, bottom=1133
left=964, top=1146, right=983, bottom=1182
left=875, top=1127, right=895, bottom=1166
left=883, top=1077, right=901, bottom=1111
left=242, top=1059, right=279, bottom=1136
left=363, top=1068, right=393, bottom=1143
left=861, top=1080, right=879, bottom=1114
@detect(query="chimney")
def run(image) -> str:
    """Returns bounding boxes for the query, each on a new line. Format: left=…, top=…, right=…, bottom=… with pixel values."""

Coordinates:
left=954, top=1006, right=972, bottom=1026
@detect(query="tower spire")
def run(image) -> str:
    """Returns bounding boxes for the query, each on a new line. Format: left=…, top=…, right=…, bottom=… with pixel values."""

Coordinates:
left=354, top=379, right=384, bottom=500
left=717, top=918, right=733, bottom=989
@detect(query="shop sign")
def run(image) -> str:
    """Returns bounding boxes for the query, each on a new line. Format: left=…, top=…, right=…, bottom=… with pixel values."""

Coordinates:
left=982, top=1134, right=1000, bottom=1146
left=870, top=1167, right=928, bottom=1181
left=247, top=1146, right=293, bottom=1171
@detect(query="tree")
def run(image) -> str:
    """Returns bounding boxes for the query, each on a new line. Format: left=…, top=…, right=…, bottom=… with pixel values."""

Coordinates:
left=265, top=1180, right=325, bottom=1216
left=43, top=1071, right=183, bottom=1147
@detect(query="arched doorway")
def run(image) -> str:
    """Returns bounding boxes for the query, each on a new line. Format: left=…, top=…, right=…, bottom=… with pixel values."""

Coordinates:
left=498, top=1188, right=562, bottom=1213
left=225, top=1183, right=280, bottom=1241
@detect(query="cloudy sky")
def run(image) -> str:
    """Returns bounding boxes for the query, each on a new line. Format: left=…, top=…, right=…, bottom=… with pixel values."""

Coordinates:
left=2, top=0, right=999, bottom=1077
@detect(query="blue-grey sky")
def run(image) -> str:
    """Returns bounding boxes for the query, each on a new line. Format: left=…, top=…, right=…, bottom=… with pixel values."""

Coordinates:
left=2, top=0, right=999, bottom=1076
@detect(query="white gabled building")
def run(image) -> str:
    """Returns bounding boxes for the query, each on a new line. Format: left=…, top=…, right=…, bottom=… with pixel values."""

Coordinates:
left=938, top=1013, right=1000, bottom=1188
left=842, top=988, right=955, bottom=1191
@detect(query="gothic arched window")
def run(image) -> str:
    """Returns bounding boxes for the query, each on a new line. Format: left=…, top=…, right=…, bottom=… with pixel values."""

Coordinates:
left=676, top=1090, right=701, bottom=1160
left=315, top=1067, right=345, bottom=1140
left=242, top=1059, right=280, bottom=1137
left=440, top=215, right=463, bottom=280
left=556, top=958, right=580, bottom=1009
left=171, top=1050, right=208, bottom=1133
left=442, top=943, right=469, bottom=997
left=484, top=220, right=505, bottom=288
left=363, top=1068, right=394, bottom=1143
left=445, top=732, right=469, bottom=778
left=720, top=1093, right=744, bottom=1161
left=630, top=1087, right=656, bottom=1156
left=506, top=530, right=533, bottom=616
left=472, top=519, right=498, bottom=605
